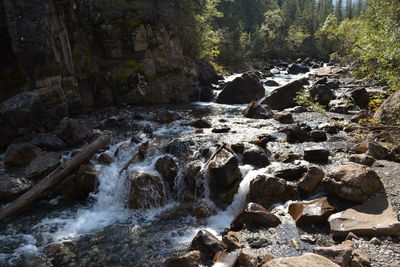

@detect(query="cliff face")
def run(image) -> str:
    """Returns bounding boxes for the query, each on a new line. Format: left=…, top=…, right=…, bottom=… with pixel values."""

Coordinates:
left=0, top=0, right=201, bottom=113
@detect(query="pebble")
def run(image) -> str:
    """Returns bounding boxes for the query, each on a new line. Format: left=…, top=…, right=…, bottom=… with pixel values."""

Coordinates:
left=369, top=237, right=382, bottom=246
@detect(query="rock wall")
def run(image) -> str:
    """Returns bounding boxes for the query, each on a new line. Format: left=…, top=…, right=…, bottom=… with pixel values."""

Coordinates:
left=0, top=0, right=201, bottom=112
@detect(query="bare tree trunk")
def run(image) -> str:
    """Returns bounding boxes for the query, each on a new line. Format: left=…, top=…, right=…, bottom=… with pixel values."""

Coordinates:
left=0, top=135, right=110, bottom=222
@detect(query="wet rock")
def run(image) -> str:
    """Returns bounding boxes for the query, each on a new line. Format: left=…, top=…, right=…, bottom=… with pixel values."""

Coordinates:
left=304, top=147, right=330, bottom=164
left=274, top=165, right=307, bottom=181
left=348, top=154, right=375, bottom=166
left=60, top=163, right=99, bottom=200
left=168, top=140, right=195, bottom=161
left=315, top=77, right=328, bottom=85
left=164, top=250, right=201, bottom=267
left=310, top=84, right=335, bottom=106
left=326, top=80, right=340, bottom=89
left=298, top=77, right=310, bottom=85
left=196, top=58, right=223, bottom=86
left=100, top=116, right=121, bottom=128
left=298, top=166, right=325, bottom=194
left=212, top=127, right=231, bottom=133
left=288, top=197, right=335, bottom=226
left=286, top=124, right=311, bottom=143
left=151, top=111, right=183, bottom=124
left=209, top=149, right=241, bottom=189
left=367, top=141, right=389, bottom=160
left=55, top=118, right=90, bottom=146
left=243, top=102, right=274, bottom=119
left=242, top=149, right=270, bottom=168
left=274, top=112, right=294, bottom=124
left=4, top=142, right=42, bottom=167
left=193, top=86, right=215, bottom=102
left=351, top=88, right=369, bottom=109
left=25, top=152, right=61, bottom=180
left=128, top=173, right=166, bottom=209
left=213, top=251, right=238, bottom=267
left=231, top=202, right=281, bottom=230
left=329, top=100, right=350, bottom=114
left=374, top=89, right=400, bottom=124
left=248, top=175, right=290, bottom=209
left=231, top=143, right=245, bottom=154
left=264, top=80, right=279, bottom=86
left=0, top=176, right=31, bottom=203
left=310, top=130, right=328, bottom=142
left=312, top=246, right=352, bottom=267
left=263, top=253, right=340, bottom=267
left=98, top=153, right=113, bottom=164
left=43, top=242, right=63, bottom=254
left=321, top=123, right=341, bottom=134
left=30, top=134, right=66, bottom=151
left=191, top=199, right=217, bottom=219
left=184, top=160, right=202, bottom=184
left=288, top=106, right=308, bottom=113
left=155, top=156, right=178, bottom=189
left=222, top=232, right=242, bottom=251
left=329, top=195, right=400, bottom=237
left=323, top=162, right=382, bottom=203
left=189, top=230, right=226, bottom=256
left=216, top=72, right=265, bottom=104
left=287, top=64, right=310, bottom=75
left=190, top=119, right=212, bottom=129
left=262, top=80, right=304, bottom=110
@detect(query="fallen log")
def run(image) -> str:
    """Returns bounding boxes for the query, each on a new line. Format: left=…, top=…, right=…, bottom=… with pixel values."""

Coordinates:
left=0, top=135, right=111, bottom=222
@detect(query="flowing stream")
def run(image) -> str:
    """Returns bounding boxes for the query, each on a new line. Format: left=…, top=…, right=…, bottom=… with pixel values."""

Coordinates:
left=0, top=70, right=351, bottom=266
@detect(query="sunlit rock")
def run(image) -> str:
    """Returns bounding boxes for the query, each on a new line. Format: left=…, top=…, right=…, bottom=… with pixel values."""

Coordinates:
left=288, top=197, right=335, bottom=226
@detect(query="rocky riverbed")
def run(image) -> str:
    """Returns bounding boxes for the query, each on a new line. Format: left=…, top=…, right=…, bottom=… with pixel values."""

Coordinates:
left=0, top=63, right=399, bottom=267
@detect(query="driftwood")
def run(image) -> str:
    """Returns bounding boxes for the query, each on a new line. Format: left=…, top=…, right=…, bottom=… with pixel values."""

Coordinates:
left=0, top=135, right=110, bottom=222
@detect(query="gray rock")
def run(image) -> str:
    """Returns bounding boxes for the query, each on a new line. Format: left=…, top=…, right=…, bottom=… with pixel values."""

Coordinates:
left=262, top=80, right=304, bottom=110
left=349, top=154, right=375, bottom=166
left=323, top=162, right=382, bottom=203
left=25, top=152, right=61, bottom=180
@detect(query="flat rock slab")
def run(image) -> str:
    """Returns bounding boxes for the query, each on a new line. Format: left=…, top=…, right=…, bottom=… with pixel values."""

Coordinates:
left=329, top=195, right=400, bottom=237
left=263, top=253, right=339, bottom=267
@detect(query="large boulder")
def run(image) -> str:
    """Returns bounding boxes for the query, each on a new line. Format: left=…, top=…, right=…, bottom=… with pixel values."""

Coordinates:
left=4, top=143, right=42, bottom=167
left=287, top=64, right=310, bottom=75
left=323, top=162, right=382, bottom=203
left=155, top=156, right=178, bottom=189
left=217, top=72, right=264, bottom=104
left=263, top=253, right=339, bottom=267
left=351, top=88, right=369, bottom=109
left=59, top=163, right=99, bottom=200
left=288, top=197, right=335, bottom=226
left=242, top=149, right=271, bottom=168
left=209, top=150, right=242, bottom=189
left=310, top=84, right=335, bottom=106
left=243, top=102, right=274, bottom=119
left=25, top=152, right=61, bottom=180
left=189, top=230, right=226, bottom=256
left=30, top=134, right=66, bottom=151
left=195, top=58, right=222, bottom=86
left=312, top=246, right=352, bottom=267
left=231, top=202, right=281, bottom=230
left=0, top=91, right=45, bottom=127
left=128, top=173, right=166, bottom=209
left=374, top=90, right=400, bottom=124
left=329, top=195, right=400, bottom=237
left=248, top=175, right=291, bottom=209
left=0, top=176, right=31, bottom=203
left=262, top=80, right=304, bottom=110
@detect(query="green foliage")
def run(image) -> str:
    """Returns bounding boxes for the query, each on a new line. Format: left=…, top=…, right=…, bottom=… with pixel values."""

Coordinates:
left=295, top=89, right=326, bottom=114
